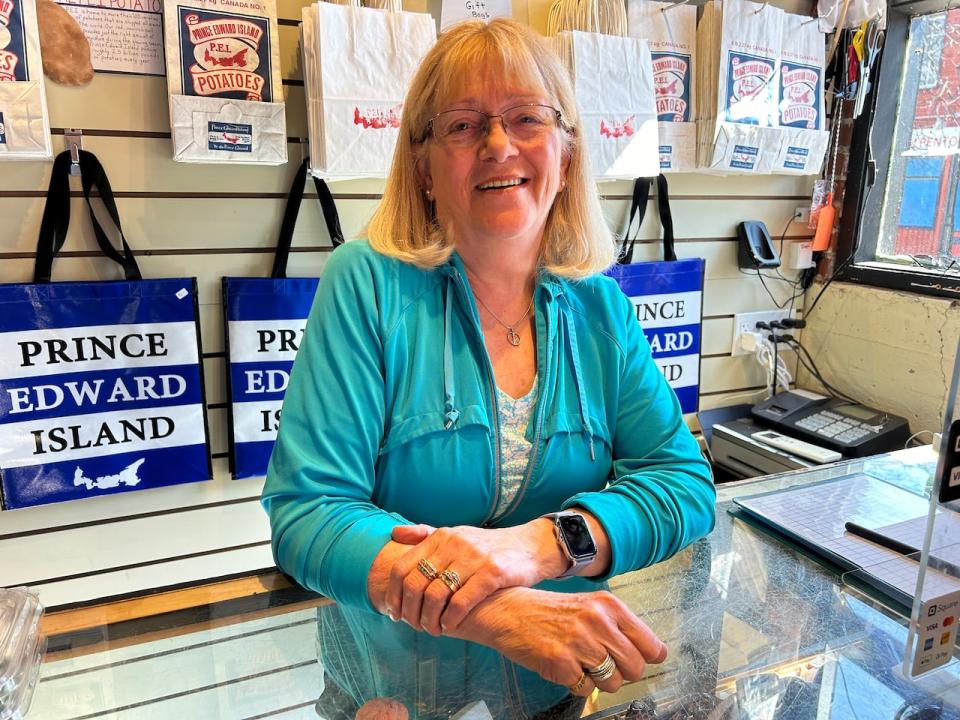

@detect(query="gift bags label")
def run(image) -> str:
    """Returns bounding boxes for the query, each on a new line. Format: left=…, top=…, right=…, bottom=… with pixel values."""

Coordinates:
left=164, top=0, right=286, bottom=164
left=224, top=277, right=319, bottom=479
left=628, top=0, right=698, bottom=172
left=303, top=3, right=435, bottom=178
left=0, top=0, right=52, bottom=160
left=0, top=280, right=211, bottom=509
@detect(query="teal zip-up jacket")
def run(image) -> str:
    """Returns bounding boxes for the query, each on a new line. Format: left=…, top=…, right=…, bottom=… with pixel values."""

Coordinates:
left=262, top=240, right=716, bottom=718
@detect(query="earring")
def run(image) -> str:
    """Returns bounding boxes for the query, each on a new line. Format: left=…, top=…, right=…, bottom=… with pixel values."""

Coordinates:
left=425, top=188, right=433, bottom=199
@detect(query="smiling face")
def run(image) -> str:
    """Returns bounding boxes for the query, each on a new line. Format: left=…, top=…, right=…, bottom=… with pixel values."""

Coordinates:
left=415, top=76, right=570, bottom=256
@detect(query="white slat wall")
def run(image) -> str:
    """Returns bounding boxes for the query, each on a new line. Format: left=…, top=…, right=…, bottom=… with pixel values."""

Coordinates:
left=0, top=0, right=814, bottom=609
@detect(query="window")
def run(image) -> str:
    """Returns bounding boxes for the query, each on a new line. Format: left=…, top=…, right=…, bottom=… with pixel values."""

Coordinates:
left=837, top=6, right=960, bottom=297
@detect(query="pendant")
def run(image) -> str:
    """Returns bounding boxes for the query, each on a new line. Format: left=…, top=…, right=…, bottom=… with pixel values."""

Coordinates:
left=507, top=327, right=521, bottom=347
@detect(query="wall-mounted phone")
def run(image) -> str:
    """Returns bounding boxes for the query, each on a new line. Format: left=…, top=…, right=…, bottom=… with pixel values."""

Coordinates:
left=737, top=221, right=781, bottom=269
left=752, top=390, right=910, bottom=458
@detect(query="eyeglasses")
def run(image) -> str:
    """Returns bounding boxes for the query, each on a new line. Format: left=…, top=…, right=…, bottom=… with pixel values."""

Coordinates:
left=423, top=104, right=564, bottom=147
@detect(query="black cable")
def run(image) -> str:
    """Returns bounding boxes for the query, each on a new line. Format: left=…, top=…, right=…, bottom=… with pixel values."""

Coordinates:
left=780, top=335, right=860, bottom=404
left=805, top=253, right=855, bottom=320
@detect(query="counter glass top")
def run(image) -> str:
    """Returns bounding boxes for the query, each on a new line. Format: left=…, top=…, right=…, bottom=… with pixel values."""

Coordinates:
left=29, top=448, right=960, bottom=720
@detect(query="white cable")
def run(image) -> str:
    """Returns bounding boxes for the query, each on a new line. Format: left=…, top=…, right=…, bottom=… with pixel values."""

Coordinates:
left=753, top=336, right=792, bottom=398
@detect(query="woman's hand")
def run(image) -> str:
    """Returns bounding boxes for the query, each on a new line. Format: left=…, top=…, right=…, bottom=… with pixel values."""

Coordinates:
left=456, top=586, right=667, bottom=696
left=385, top=521, right=568, bottom=635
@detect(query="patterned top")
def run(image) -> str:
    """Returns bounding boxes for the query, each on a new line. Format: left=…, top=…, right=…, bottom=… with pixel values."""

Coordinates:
left=491, top=377, right=538, bottom=522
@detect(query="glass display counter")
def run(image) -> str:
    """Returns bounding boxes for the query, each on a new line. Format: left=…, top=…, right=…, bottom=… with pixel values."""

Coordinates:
left=28, top=447, right=960, bottom=719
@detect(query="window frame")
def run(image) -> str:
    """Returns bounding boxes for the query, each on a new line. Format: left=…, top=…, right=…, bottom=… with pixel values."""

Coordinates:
left=836, top=3, right=960, bottom=299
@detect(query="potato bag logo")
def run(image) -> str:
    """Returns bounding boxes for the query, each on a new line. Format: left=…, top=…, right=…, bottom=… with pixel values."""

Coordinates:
left=725, top=52, right=776, bottom=126
left=779, top=62, right=821, bottom=129
left=652, top=53, right=691, bottom=122
left=0, top=0, right=28, bottom=82
left=179, top=7, right=271, bottom=102
left=353, top=105, right=401, bottom=129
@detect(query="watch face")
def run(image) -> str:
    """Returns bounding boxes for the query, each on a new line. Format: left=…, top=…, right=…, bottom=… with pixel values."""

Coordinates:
left=559, top=514, right=597, bottom=559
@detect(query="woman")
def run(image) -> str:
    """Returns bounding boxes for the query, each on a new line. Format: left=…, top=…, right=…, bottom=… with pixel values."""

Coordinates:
left=262, top=18, right=716, bottom=720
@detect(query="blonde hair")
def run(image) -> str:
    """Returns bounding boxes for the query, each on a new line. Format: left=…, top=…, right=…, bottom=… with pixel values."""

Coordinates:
left=364, top=18, right=617, bottom=278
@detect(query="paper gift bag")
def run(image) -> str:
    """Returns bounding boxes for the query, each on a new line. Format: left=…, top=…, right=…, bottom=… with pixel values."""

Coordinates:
left=627, top=0, right=697, bottom=172
left=0, top=0, right=51, bottom=161
left=0, top=152, right=211, bottom=509
left=164, top=0, right=287, bottom=165
left=607, top=176, right=704, bottom=413
left=223, top=159, right=343, bottom=479
left=311, top=3, right=435, bottom=178
left=560, top=31, right=659, bottom=180
left=718, top=0, right=784, bottom=128
left=773, top=13, right=829, bottom=174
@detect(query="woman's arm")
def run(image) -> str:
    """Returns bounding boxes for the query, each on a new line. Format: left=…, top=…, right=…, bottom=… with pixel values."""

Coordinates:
left=261, top=245, right=412, bottom=613
left=368, top=539, right=666, bottom=696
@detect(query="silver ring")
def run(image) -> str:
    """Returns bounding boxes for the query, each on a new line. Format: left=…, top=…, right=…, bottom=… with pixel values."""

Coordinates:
left=417, top=558, right=438, bottom=581
left=585, top=654, right=616, bottom=682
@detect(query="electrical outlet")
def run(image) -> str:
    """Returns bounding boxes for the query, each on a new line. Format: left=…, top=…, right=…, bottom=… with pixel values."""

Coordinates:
left=731, top=309, right=798, bottom=356
left=795, top=206, right=811, bottom=225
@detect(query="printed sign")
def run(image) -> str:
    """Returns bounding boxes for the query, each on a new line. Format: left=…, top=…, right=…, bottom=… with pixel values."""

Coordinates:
left=725, top=51, right=777, bottom=126
left=730, top=143, right=759, bottom=169
left=0, top=0, right=28, bottom=82
left=224, top=277, right=319, bottom=479
left=0, top=279, right=211, bottom=508
left=783, top=145, right=809, bottom=170
left=779, top=62, right=821, bottom=129
left=178, top=6, right=272, bottom=102
left=0, top=111, right=5, bottom=144
left=208, top=120, right=252, bottom=151
left=652, top=52, right=691, bottom=123
left=608, top=261, right=704, bottom=414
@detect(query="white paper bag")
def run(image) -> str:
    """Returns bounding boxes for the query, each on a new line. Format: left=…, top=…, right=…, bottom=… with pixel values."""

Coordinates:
left=164, top=0, right=287, bottom=164
left=569, top=31, right=659, bottom=180
left=627, top=0, right=697, bottom=172
left=0, top=0, right=52, bottom=160
left=773, top=12, right=829, bottom=174
left=170, top=96, right=287, bottom=164
left=312, top=3, right=435, bottom=178
left=719, top=0, right=784, bottom=128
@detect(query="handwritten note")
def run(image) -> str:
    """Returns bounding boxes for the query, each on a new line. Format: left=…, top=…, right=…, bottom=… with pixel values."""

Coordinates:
left=57, top=0, right=163, bottom=76
left=440, top=0, right=511, bottom=31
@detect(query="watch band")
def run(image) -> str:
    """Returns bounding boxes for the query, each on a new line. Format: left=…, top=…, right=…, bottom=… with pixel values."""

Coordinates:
left=543, top=510, right=597, bottom=579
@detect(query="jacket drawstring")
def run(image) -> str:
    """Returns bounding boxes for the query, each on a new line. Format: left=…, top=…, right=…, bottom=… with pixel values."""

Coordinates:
left=443, top=279, right=460, bottom=430
left=562, top=301, right=595, bottom=461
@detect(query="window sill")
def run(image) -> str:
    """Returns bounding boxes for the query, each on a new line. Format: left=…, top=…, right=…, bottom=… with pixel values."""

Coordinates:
left=837, top=261, right=960, bottom=300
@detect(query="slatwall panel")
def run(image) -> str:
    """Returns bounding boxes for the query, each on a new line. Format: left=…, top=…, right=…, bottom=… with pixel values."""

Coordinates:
left=0, top=0, right=813, bottom=609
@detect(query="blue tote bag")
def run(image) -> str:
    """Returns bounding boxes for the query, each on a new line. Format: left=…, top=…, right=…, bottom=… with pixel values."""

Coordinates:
left=223, top=159, right=344, bottom=479
left=0, top=151, right=211, bottom=509
left=607, top=175, right=705, bottom=414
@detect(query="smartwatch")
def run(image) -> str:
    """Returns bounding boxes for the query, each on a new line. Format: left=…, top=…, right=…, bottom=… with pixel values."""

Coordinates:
left=542, top=511, right=597, bottom=579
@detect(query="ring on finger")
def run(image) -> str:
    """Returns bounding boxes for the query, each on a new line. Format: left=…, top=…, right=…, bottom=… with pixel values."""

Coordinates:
left=439, top=569, right=462, bottom=592
left=568, top=672, right=587, bottom=693
left=585, top=654, right=616, bottom=682
left=417, top=558, right=438, bottom=581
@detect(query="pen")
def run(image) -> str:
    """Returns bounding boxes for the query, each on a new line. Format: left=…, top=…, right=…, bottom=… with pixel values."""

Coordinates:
left=844, top=521, right=960, bottom=578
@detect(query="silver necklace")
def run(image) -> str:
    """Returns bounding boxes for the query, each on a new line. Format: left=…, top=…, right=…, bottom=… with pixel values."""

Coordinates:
left=474, top=293, right=534, bottom=347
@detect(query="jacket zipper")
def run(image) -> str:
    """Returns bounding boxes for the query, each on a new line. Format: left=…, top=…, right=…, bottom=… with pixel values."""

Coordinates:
left=492, top=290, right=552, bottom=523
left=453, top=270, right=502, bottom=526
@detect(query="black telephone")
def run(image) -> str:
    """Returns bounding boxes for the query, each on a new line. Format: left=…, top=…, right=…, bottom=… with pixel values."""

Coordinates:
left=737, top=221, right=781, bottom=269
left=752, top=390, right=911, bottom=458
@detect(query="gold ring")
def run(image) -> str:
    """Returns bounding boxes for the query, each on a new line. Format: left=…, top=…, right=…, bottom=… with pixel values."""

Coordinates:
left=585, top=654, right=616, bottom=682
left=417, top=558, right=438, bottom=581
left=439, top=569, right=462, bottom=592
left=568, top=672, right=587, bottom=693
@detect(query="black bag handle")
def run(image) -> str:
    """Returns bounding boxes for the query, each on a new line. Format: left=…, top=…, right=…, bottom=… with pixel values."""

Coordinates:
left=271, top=158, right=345, bottom=279
left=34, top=150, right=142, bottom=283
left=617, top=174, right=676, bottom=265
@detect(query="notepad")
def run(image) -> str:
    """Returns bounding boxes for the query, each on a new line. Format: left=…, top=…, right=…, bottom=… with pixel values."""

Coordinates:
left=732, top=473, right=960, bottom=608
